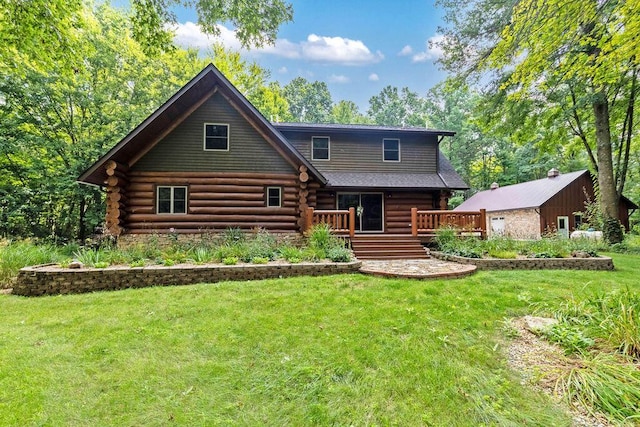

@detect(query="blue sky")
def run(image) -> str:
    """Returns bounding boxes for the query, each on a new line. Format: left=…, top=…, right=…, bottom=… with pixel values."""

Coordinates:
left=165, top=1, right=448, bottom=111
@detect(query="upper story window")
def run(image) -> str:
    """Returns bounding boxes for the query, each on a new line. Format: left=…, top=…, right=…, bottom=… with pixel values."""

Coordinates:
left=383, top=138, right=400, bottom=162
left=266, top=187, right=282, bottom=207
left=204, top=123, right=229, bottom=151
left=312, top=136, right=330, bottom=160
left=157, top=186, right=187, bottom=214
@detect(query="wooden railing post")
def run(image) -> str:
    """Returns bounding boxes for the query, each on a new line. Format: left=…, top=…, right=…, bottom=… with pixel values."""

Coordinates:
left=411, top=207, right=418, bottom=237
left=306, top=207, right=314, bottom=232
left=479, top=208, right=487, bottom=239
left=348, top=207, right=356, bottom=238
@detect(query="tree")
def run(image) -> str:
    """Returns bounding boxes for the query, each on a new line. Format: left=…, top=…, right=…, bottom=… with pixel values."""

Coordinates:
left=331, top=100, right=369, bottom=124
left=0, top=0, right=293, bottom=72
left=283, top=77, right=333, bottom=123
left=367, top=86, right=426, bottom=127
left=0, top=4, right=208, bottom=240
left=437, top=0, right=640, bottom=242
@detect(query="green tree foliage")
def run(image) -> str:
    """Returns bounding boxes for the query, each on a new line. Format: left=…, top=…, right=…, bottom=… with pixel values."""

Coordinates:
left=367, top=86, right=426, bottom=126
left=0, top=3, right=295, bottom=241
left=437, top=0, right=640, bottom=241
left=283, top=77, right=333, bottom=123
left=331, top=100, right=369, bottom=124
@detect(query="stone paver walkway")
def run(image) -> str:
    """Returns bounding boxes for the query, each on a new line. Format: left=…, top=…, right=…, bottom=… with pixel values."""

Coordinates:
left=359, top=258, right=476, bottom=279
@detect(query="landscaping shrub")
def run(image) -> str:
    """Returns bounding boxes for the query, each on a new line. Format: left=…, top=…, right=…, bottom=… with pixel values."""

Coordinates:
left=0, top=240, right=64, bottom=286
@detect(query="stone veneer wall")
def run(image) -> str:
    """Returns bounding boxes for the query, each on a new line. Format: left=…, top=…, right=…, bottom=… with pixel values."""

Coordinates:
left=431, top=251, right=613, bottom=271
left=14, top=261, right=362, bottom=297
left=487, top=209, right=541, bottom=239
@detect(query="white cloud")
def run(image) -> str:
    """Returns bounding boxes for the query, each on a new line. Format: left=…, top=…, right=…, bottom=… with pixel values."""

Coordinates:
left=398, top=45, right=413, bottom=56
left=412, top=34, right=445, bottom=63
left=172, top=23, right=383, bottom=66
left=278, top=66, right=288, bottom=74
left=173, top=21, right=242, bottom=50
left=329, top=74, right=350, bottom=83
left=301, top=34, right=383, bottom=65
left=368, top=73, right=379, bottom=81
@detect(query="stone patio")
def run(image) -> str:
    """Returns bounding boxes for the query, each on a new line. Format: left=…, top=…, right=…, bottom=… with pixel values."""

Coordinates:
left=359, top=259, right=477, bottom=279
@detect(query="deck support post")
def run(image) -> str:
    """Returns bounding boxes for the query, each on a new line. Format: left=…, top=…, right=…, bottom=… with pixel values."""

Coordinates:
left=479, top=209, right=487, bottom=239
left=348, top=207, right=356, bottom=238
left=305, top=207, right=314, bottom=232
left=411, top=207, right=418, bottom=237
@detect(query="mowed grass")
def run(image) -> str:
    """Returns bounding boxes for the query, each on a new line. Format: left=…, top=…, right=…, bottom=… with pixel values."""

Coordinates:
left=1, top=254, right=638, bottom=426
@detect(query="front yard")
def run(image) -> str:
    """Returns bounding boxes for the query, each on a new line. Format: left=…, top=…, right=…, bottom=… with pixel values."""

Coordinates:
left=1, top=253, right=638, bottom=425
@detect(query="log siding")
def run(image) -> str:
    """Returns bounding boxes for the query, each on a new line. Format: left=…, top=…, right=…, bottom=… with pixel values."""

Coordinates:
left=124, top=171, right=302, bottom=233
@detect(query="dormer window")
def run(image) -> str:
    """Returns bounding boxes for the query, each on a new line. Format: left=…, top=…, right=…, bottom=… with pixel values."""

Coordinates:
left=383, top=138, right=400, bottom=162
left=204, top=123, right=229, bottom=151
left=312, top=136, right=330, bottom=160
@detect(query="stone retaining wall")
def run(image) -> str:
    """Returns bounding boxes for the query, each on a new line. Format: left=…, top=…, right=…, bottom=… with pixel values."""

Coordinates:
left=431, top=251, right=613, bottom=270
left=14, top=261, right=362, bottom=297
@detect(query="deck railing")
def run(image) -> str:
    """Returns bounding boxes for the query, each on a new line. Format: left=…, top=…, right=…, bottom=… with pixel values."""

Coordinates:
left=306, top=207, right=356, bottom=237
left=304, top=207, right=485, bottom=239
left=411, top=208, right=486, bottom=238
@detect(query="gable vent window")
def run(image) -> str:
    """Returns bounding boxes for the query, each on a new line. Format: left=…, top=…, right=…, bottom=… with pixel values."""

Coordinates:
left=312, top=136, right=330, bottom=160
left=266, top=187, right=282, bottom=208
left=383, top=138, right=400, bottom=162
left=157, top=186, right=187, bottom=214
left=204, top=123, right=229, bottom=151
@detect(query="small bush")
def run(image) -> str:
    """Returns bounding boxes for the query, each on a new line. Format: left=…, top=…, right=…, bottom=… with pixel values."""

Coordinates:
left=251, top=257, right=269, bottom=264
left=222, top=227, right=245, bottom=245
left=308, top=223, right=333, bottom=250
left=327, top=246, right=352, bottom=262
left=222, top=256, right=238, bottom=265
left=279, top=246, right=304, bottom=263
left=94, top=261, right=110, bottom=269
left=543, top=323, right=595, bottom=355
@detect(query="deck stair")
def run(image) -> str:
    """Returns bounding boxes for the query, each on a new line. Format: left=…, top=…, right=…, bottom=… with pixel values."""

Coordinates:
left=350, top=234, right=429, bottom=260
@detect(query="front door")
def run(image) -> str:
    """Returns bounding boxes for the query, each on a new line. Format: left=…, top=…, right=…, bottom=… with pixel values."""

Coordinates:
left=337, top=193, right=384, bottom=232
left=557, top=216, right=569, bottom=238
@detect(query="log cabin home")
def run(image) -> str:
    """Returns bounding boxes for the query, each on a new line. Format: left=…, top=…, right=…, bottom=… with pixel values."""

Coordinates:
left=79, top=64, right=483, bottom=257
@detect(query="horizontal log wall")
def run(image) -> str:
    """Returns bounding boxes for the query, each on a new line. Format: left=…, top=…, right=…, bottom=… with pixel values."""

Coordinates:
left=385, top=191, right=436, bottom=234
left=124, top=171, right=301, bottom=233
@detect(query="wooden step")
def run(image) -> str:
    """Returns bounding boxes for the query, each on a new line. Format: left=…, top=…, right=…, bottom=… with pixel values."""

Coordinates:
left=350, top=235, right=429, bottom=260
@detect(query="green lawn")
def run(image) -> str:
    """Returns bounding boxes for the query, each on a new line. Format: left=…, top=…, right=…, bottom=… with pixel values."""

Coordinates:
left=1, top=254, right=638, bottom=426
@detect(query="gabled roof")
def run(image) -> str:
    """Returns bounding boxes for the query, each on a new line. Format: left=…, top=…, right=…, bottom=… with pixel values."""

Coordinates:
left=78, top=64, right=326, bottom=186
left=455, top=170, right=589, bottom=212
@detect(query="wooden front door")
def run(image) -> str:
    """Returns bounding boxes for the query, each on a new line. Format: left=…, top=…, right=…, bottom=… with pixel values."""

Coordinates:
left=337, top=193, right=384, bottom=232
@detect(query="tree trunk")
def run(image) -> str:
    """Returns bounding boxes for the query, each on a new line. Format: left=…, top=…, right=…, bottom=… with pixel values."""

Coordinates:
left=592, top=93, right=623, bottom=243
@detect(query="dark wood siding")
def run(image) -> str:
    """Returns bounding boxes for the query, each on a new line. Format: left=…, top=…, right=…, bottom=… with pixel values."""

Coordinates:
left=132, top=92, right=296, bottom=173
left=123, top=171, right=300, bottom=233
left=540, top=174, right=594, bottom=233
left=282, top=130, right=438, bottom=173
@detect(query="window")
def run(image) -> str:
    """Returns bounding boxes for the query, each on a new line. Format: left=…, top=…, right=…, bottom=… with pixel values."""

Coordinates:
left=204, top=123, right=229, bottom=150
left=157, top=186, right=187, bottom=214
left=383, top=138, right=400, bottom=161
left=266, top=187, right=282, bottom=207
left=574, top=213, right=583, bottom=229
left=312, top=136, right=330, bottom=160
